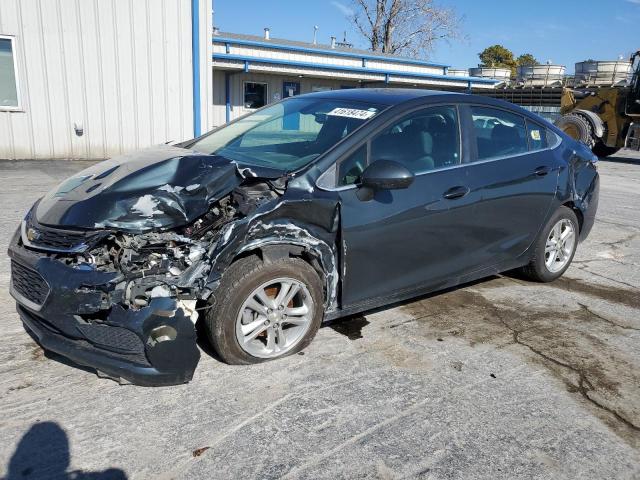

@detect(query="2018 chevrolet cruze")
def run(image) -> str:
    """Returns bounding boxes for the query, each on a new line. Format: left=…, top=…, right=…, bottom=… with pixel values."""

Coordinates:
left=8, top=89, right=599, bottom=386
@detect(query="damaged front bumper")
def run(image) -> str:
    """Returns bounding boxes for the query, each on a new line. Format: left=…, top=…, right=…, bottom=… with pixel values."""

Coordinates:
left=8, top=228, right=200, bottom=386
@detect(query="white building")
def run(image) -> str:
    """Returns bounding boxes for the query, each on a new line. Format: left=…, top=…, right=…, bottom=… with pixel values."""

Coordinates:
left=211, top=31, right=498, bottom=127
left=0, top=1, right=497, bottom=160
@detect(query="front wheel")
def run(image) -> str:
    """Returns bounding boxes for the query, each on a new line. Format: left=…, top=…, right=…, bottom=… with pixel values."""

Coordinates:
left=521, top=206, right=579, bottom=282
left=205, top=255, right=324, bottom=364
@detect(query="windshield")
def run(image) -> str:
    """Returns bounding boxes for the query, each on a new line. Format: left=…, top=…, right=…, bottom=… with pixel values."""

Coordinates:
left=189, top=97, right=384, bottom=171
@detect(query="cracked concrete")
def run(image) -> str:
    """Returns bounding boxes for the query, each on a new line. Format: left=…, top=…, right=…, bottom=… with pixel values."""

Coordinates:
left=1, top=151, right=640, bottom=479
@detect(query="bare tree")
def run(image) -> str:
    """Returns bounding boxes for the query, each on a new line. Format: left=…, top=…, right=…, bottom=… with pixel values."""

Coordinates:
left=347, top=0, right=463, bottom=58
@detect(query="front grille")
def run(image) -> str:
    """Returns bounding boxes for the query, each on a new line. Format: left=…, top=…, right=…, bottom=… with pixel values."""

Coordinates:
left=33, top=228, right=87, bottom=250
left=11, top=261, right=50, bottom=307
left=23, top=221, right=90, bottom=252
left=76, top=324, right=146, bottom=356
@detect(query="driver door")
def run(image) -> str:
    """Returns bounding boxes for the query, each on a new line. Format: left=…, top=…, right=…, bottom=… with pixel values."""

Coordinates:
left=335, top=105, right=480, bottom=308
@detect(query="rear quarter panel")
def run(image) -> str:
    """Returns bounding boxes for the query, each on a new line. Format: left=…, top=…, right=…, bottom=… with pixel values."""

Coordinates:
left=554, top=137, right=600, bottom=241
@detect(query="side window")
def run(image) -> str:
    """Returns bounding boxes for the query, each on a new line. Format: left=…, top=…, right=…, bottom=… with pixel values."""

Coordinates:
left=471, top=106, right=528, bottom=160
left=244, top=82, right=267, bottom=109
left=370, top=105, right=460, bottom=173
left=526, top=120, right=548, bottom=151
left=337, top=145, right=367, bottom=186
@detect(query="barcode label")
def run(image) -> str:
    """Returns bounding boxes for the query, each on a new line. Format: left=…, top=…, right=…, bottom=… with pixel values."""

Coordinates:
left=327, top=108, right=377, bottom=120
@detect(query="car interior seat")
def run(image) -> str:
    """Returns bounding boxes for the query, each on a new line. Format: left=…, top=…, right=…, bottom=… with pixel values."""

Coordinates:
left=490, top=124, right=522, bottom=157
left=428, top=116, right=458, bottom=167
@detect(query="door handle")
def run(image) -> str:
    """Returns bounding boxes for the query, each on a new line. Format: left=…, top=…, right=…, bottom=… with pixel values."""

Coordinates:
left=534, top=166, right=550, bottom=176
left=443, top=186, right=470, bottom=200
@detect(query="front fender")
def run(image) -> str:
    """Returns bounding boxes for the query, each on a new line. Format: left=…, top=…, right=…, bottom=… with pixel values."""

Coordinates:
left=205, top=198, right=340, bottom=312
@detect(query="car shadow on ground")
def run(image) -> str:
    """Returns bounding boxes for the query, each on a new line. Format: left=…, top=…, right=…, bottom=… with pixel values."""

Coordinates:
left=4, top=421, right=127, bottom=479
left=324, top=275, right=502, bottom=339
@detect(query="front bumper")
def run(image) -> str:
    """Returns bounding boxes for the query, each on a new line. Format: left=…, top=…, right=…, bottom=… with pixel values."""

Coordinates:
left=8, top=228, right=200, bottom=387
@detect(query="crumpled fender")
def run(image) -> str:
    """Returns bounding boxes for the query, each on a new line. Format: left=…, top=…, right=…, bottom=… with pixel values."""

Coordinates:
left=205, top=195, right=341, bottom=312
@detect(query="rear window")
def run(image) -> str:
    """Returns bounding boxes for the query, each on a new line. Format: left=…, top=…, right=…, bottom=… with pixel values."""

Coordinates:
left=471, top=106, right=528, bottom=160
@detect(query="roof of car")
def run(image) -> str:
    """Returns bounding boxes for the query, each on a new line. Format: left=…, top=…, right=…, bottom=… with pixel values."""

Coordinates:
left=301, top=88, right=555, bottom=127
left=301, top=88, right=462, bottom=106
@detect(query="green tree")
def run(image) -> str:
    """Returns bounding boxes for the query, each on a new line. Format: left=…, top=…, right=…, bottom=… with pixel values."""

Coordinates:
left=478, top=44, right=515, bottom=69
left=516, top=53, right=539, bottom=66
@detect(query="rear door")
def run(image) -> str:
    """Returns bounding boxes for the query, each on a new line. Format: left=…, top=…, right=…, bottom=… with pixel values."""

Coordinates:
left=457, top=104, right=562, bottom=269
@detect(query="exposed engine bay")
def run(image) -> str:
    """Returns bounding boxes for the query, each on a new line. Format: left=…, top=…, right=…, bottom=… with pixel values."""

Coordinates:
left=9, top=146, right=340, bottom=386
left=58, top=181, right=280, bottom=319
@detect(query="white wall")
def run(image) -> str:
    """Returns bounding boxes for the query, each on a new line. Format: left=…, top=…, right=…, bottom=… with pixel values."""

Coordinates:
left=0, top=0, right=199, bottom=160
left=211, top=70, right=361, bottom=127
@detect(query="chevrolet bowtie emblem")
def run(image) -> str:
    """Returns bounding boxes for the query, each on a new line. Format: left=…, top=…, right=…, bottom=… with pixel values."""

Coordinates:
left=26, top=227, right=41, bottom=242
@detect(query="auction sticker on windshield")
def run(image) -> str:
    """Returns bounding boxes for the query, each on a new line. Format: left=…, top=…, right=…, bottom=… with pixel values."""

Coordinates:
left=327, top=107, right=377, bottom=120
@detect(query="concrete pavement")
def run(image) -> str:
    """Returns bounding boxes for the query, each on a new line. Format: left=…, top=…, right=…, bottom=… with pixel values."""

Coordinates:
left=0, top=152, right=639, bottom=479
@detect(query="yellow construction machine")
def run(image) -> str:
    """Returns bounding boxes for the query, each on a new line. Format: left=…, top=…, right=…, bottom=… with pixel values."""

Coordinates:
left=474, top=51, right=640, bottom=157
left=556, top=51, right=640, bottom=157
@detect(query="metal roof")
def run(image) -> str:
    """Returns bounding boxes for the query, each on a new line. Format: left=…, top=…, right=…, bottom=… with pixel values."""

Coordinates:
left=213, top=52, right=499, bottom=85
left=214, top=31, right=450, bottom=69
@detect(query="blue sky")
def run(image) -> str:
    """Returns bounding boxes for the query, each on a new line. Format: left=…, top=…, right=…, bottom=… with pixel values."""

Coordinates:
left=214, top=0, right=639, bottom=73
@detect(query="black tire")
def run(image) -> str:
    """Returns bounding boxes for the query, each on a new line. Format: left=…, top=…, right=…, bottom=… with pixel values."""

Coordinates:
left=592, top=142, right=620, bottom=158
left=520, top=206, right=580, bottom=283
left=555, top=114, right=595, bottom=147
left=205, top=255, right=324, bottom=365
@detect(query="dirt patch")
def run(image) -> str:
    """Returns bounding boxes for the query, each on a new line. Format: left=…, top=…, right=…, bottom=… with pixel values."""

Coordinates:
left=8, top=382, right=32, bottom=392
left=451, top=361, right=463, bottom=372
left=369, top=338, right=433, bottom=371
left=192, top=447, right=210, bottom=457
left=27, top=344, right=44, bottom=362
left=395, top=281, right=640, bottom=447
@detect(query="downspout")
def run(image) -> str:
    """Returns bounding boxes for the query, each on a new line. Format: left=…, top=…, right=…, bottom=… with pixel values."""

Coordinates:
left=225, top=71, right=231, bottom=124
left=191, top=0, right=202, bottom=137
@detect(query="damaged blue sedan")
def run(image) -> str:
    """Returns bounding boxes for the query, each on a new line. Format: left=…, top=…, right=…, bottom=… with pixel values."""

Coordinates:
left=8, top=89, right=599, bottom=386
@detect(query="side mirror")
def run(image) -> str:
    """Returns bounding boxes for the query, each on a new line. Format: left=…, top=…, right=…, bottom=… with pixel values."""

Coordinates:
left=357, top=160, right=414, bottom=201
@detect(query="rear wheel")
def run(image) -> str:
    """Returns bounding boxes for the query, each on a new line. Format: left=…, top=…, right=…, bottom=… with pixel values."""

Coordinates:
left=521, top=206, right=579, bottom=282
left=592, top=142, right=620, bottom=158
left=556, top=114, right=595, bottom=147
left=205, top=255, right=324, bottom=365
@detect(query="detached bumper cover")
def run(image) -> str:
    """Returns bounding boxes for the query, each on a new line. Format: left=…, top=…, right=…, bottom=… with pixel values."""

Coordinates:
left=8, top=229, right=200, bottom=387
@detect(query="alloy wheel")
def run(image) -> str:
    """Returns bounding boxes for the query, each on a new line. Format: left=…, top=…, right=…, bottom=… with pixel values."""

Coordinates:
left=235, top=277, right=314, bottom=358
left=544, top=219, right=576, bottom=273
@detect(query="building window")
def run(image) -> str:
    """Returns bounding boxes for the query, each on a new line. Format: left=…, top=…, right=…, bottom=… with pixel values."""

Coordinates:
left=244, top=82, right=268, bottom=109
left=282, top=81, right=300, bottom=99
left=0, top=35, right=20, bottom=110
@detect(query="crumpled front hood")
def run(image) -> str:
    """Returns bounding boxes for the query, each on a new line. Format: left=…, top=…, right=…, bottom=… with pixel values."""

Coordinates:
left=35, top=145, right=271, bottom=232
